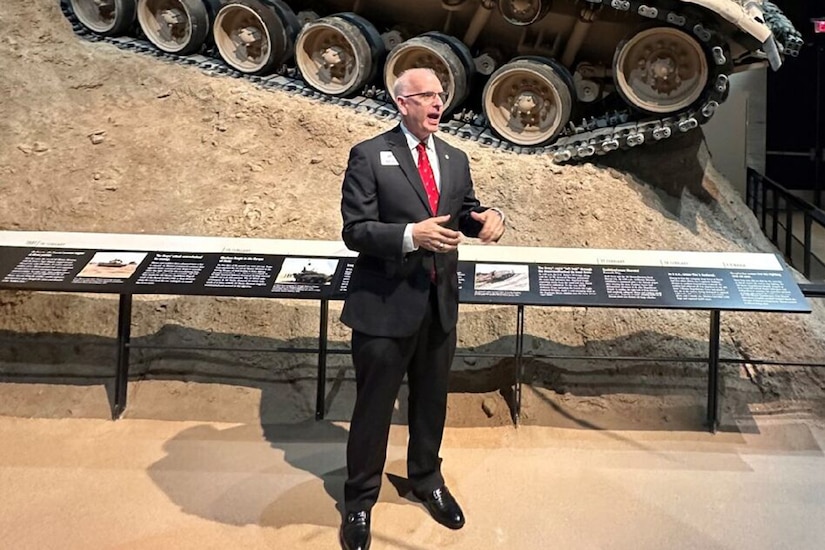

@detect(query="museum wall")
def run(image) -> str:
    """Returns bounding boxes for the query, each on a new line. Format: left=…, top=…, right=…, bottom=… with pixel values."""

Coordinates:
left=703, top=68, right=768, bottom=198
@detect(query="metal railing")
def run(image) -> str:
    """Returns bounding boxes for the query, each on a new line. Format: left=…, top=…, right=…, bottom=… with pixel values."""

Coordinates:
left=746, top=168, right=825, bottom=280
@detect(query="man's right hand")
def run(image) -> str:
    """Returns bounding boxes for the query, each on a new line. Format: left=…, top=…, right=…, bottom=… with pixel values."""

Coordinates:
left=413, top=215, right=461, bottom=253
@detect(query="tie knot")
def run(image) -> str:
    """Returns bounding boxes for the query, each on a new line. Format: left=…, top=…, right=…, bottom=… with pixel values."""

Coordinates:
left=417, top=141, right=427, bottom=154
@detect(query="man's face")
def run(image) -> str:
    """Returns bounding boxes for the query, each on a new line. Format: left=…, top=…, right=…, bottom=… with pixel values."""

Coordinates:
left=396, top=70, right=445, bottom=142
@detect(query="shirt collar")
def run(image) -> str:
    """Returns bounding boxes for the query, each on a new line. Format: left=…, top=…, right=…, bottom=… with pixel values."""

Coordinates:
left=400, top=124, right=434, bottom=152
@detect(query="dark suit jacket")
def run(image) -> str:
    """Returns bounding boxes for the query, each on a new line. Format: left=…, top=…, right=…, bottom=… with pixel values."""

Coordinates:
left=340, top=125, right=489, bottom=338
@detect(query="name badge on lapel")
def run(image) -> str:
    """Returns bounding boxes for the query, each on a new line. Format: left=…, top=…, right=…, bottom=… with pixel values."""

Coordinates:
left=380, top=151, right=399, bottom=166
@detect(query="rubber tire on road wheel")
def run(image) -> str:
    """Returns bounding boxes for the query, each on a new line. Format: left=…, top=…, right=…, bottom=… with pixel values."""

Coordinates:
left=213, top=0, right=300, bottom=75
left=69, top=0, right=136, bottom=36
left=482, top=57, right=574, bottom=146
left=136, top=0, right=210, bottom=55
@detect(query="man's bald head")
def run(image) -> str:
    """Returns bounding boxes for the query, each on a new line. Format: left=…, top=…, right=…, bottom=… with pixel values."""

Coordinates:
left=391, top=68, right=446, bottom=141
left=392, top=68, right=440, bottom=103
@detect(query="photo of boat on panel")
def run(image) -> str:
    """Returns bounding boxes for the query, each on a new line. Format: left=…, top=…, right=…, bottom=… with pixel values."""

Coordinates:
left=76, top=252, right=147, bottom=279
left=474, top=263, right=530, bottom=292
left=274, top=258, right=337, bottom=285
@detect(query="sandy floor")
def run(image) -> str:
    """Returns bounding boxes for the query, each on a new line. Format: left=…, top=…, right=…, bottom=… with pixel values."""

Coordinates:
left=1, top=413, right=824, bottom=550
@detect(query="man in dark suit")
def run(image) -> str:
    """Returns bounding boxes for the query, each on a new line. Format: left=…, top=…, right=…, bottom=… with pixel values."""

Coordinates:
left=339, top=67, right=505, bottom=550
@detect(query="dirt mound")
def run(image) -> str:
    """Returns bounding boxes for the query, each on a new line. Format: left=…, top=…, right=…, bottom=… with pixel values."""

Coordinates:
left=1, top=0, right=824, bottom=430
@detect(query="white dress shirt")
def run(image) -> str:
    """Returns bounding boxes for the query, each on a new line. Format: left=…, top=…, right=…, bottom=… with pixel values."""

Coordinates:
left=398, top=125, right=503, bottom=253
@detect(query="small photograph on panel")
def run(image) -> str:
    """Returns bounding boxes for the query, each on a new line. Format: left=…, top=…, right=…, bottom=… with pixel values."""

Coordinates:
left=474, top=263, right=530, bottom=291
left=275, top=258, right=338, bottom=284
left=76, top=252, right=147, bottom=278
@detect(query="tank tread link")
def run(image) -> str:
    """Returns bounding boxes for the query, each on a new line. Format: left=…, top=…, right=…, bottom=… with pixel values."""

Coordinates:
left=63, top=0, right=802, bottom=162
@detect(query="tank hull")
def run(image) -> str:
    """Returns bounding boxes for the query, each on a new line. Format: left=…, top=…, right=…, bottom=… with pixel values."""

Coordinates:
left=63, top=0, right=803, bottom=161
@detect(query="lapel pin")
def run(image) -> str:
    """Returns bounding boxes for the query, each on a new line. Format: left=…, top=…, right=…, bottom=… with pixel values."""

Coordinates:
left=445, top=154, right=450, bottom=159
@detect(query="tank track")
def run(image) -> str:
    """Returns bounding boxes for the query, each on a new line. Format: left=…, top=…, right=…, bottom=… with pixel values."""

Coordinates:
left=762, top=1, right=804, bottom=57
left=60, top=0, right=740, bottom=163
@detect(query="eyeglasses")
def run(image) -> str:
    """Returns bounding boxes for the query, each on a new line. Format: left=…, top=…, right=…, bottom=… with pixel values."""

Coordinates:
left=400, top=91, right=448, bottom=104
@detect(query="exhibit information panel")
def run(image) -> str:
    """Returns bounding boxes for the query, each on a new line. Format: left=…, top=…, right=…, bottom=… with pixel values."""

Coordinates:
left=456, top=247, right=810, bottom=312
left=0, top=232, right=811, bottom=313
left=0, top=232, right=355, bottom=300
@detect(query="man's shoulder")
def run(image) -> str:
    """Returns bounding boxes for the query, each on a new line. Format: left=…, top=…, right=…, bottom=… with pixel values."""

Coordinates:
left=434, top=135, right=469, bottom=161
left=353, top=127, right=399, bottom=151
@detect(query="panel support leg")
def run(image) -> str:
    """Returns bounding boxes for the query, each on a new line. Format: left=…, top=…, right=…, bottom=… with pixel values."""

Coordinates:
left=706, top=310, right=721, bottom=433
left=114, top=294, right=132, bottom=420
left=316, top=299, right=329, bottom=420
left=514, top=305, right=525, bottom=426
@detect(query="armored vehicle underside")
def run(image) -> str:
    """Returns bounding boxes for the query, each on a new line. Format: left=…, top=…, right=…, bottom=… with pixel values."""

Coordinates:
left=64, top=0, right=803, bottom=161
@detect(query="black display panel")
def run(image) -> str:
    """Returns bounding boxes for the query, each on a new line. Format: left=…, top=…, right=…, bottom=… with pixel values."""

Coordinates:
left=0, top=247, right=350, bottom=300
left=457, top=260, right=810, bottom=313
left=0, top=242, right=811, bottom=313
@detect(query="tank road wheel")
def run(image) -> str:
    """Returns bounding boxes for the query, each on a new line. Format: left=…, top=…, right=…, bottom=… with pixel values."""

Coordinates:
left=384, top=33, right=474, bottom=115
left=613, top=27, right=709, bottom=114
left=482, top=57, right=574, bottom=146
left=136, top=0, right=209, bottom=54
left=69, top=0, right=135, bottom=36
left=295, top=13, right=385, bottom=97
left=213, top=0, right=300, bottom=75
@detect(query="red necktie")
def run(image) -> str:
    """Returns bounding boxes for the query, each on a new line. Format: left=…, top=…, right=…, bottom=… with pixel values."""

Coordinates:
left=417, top=142, right=439, bottom=214
left=417, top=142, right=440, bottom=283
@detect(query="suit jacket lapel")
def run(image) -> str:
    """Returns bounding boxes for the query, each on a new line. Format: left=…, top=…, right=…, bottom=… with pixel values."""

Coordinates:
left=386, top=126, right=432, bottom=215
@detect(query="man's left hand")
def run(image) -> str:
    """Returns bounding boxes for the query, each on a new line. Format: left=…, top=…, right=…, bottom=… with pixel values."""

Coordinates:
left=471, top=209, right=505, bottom=243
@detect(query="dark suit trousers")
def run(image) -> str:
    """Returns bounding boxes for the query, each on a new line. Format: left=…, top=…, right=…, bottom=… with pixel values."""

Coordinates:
left=344, top=285, right=457, bottom=513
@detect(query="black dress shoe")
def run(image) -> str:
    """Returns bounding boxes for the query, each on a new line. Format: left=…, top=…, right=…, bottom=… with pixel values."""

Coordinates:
left=340, top=510, right=371, bottom=550
left=415, top=485, right=465, bottom=530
